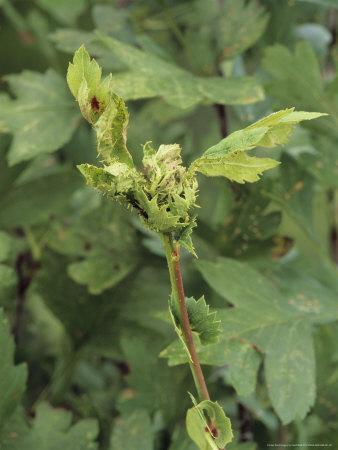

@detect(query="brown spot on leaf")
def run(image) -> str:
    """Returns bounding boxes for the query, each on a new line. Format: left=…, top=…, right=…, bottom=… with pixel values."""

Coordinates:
left=91, top=96, right=100, bottom=112
left=294, top=181, right=304, bottom=191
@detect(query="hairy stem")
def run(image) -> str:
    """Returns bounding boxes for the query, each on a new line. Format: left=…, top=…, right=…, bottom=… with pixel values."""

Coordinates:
left=161, top=233, right=210, bottom=402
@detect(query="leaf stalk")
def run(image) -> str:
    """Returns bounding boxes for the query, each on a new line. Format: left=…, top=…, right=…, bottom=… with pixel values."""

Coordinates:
left=161, top=233, right=210, bottom=402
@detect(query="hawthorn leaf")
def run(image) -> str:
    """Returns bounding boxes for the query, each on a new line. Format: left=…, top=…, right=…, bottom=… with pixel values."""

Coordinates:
left=99, top=34, right=264, bottom=108
left=0, top=170, right=82, bottom=227
left=197, top=258, right=338, bottom=424
left=118, top=337, right=187, bottom=421
left=211, top=182, right=282, bottom=259
left=186, top=399, right=233, bottom=450
left=160, top=335, right=260, bottom=398
left=263, top=154, right=318, bottom=244
left=185, top=297, right=221, bottom=345
left=68, top=249, right=136, bottom=295
left=191, top=152, right=279, bottom=184
left=0, top=309, right=27, bottom=434
left=1, top=403, right=98, bottom=450
left=0, top=70, right=79, bottom=165
left=174, top=217, right=197, bottom=258
left=217, top=0, right=269, bottom=59
left=109, top=72, right=264, bottom=109
left=190, top=108, right=327, bottom=183
left=67, top=45, right=101, bottom=98
left=109, top=410, right=154, bottom=450
left=67, top=46, right=133, bottom=167
left=263, top=41, right=338, bottom=187
left=36, top=0, right=87, bottom=25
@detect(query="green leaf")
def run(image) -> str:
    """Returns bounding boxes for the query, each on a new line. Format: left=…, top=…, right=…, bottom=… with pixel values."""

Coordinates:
left=185, top=297, right=221, bottom=346
left=190, top=108, right=326, bottom=183
left=174, top=217, right=197, bottom=258
left=67, top=45, right=102, bottom=99
left=67, top=46, right=133, bottom=167
left=160, top=336, right=260, bottom=398
left=68, top=250, right=136, bottom=295
left=263, top=41, right=338, bottom=188
left=110, top=410, right=154, bottom=450
left=1, top=403, right=98, bottom=449
left=191, top=152, right=279, bottom=184
left=263, top=153, right=318, bottom=244
left=0, top=70, right=79, bottom=165
left=0, top=309, right=27, bottom=435
left=118, top=337, right=188, bottom=421
left=186, top=399, right=233, bottom=449
left=36, top=0, right=87, bottom=25
left=197, top=258, right=338, bottom=423
left=0, top=264, right=16, bottom=289
left=99, top=34, right=264, bottom=109
left=216, top=0, right=269, bottom=59
left=0, top=170, right=82, bottom=227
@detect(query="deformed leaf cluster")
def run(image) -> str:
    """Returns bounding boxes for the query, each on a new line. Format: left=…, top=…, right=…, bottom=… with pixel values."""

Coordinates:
left=67, top=46, right=324, bottom=247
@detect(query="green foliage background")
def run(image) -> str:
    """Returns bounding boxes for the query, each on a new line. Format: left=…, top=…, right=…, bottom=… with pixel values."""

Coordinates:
left=0, top=0, right=337, bottom=448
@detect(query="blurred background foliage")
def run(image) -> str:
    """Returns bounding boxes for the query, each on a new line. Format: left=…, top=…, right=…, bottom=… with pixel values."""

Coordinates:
left=0, top=0, right=337, bottom=449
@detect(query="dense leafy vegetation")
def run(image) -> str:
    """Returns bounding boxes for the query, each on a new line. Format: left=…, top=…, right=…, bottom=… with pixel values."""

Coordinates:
left=0, top=0, right=337, bottom=449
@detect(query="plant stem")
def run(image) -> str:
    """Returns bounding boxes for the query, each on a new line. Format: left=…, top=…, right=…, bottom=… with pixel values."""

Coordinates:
left=161, top=233, right=210, bottom=402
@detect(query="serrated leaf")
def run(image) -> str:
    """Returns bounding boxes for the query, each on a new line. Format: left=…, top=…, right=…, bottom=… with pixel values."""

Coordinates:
left=197, top=258, right=338, bottom=424
left=160, top=335, right=260, bottom=398
left=174, top=217, right=197, bottom=258
left=99, top=34, right=264, bottom=109
left=0, top=70, right=79, bottom=165
left=1, top=403, right=98, bottom=449
left=67, top=46, right=133, bottom=167
left=190, top=108, right=326, bottom=183
left=186, top=400, right=233, bottom=450
left=216, top=0, right=269, bottom=59
left=185, top=297, right=221, bottom=346
left=0, top=309, right=27, bottom=434
left=109, top=410, right=154, bottom=450
left=263, top=41, right=338, bottom=188
left=192, top=152, right=279, bottom=184
left=67, top=45, right=102, bottom=99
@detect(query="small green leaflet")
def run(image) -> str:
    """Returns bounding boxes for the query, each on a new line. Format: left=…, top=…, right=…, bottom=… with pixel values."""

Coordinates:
left=174, top=216, right=197, bottom=258
left=186, top=395, right=233, bottom=450
left=170, top=296, right=221, bottom=346
left=186, top=297, right=221, bottom=346
left=189, top=108, right=327, bottom=183
left=67, top=46, right=133, bottom=167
